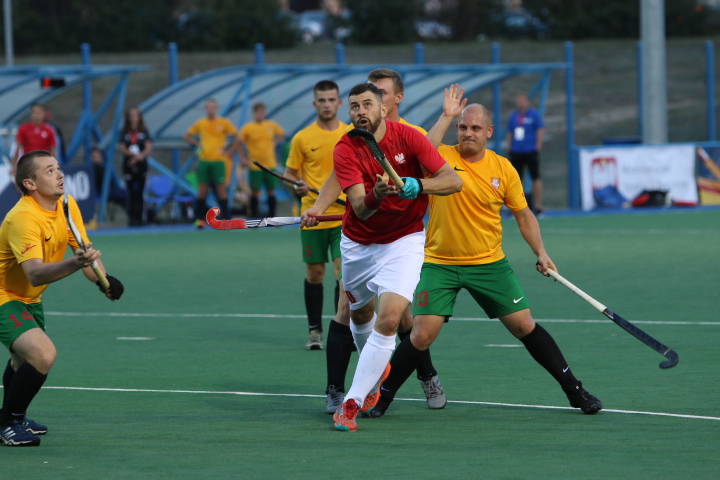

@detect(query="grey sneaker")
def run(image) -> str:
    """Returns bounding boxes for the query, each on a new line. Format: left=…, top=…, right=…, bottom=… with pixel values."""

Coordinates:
left=420, top=375, right=447, bottom=409
left=326, top=386, right=344, bottom=414
left=306, top=329, right=324, bottom=350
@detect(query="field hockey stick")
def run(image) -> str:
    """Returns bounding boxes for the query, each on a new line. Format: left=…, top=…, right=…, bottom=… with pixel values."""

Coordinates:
left=696, top=147, right=720, bottom=180
left=547, top=269, right=679, bottom=369
left=63, top=194, right=110, bottom=292
left=205, top=207, right=343, bottom=230
left=347, top=128, right=405, bottom=189
left=252, top=160, right=346, bottom=206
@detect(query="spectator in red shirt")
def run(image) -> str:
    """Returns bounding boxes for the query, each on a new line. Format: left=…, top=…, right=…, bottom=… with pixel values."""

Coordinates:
left=11, top=105, right=58, bottom=177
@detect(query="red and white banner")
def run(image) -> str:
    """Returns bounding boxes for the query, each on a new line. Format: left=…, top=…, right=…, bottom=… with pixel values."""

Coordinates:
left=579, top=144, right=698, bottom=210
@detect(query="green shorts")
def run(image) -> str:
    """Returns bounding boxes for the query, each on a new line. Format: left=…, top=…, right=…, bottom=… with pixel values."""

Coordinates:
left=196, top=160, right=226, bottom=185
left=301, top=226, right=342, bottom=264
left=0, top=301, right=46, bottom=351
left=413, top=258, right=529, bottom=319
left=249, top=170, right=278, bottom=192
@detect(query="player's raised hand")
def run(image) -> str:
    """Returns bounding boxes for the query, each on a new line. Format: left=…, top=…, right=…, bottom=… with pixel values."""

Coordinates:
left=443, top=84, right=467, bottom=119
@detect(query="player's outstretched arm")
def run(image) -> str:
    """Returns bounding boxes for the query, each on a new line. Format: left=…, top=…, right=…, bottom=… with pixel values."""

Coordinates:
left=21, top=246, right=100, bottom=287
left=301, top=170, right=344, bottom=227
left=417, top=163, right=462, bottom=196
left=512, top=206, right=556, bottom=276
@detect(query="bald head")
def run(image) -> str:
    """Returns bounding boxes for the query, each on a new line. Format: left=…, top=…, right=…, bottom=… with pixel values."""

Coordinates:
left=456, top=103, right=494, bottom=158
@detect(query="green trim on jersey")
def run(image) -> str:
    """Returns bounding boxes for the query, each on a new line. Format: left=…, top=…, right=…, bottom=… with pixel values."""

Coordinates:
left=0, top=301, right=45, bottom=350
left=413, top=259, right=529, bottom=319
left=301, top=226, right=341, bottom=264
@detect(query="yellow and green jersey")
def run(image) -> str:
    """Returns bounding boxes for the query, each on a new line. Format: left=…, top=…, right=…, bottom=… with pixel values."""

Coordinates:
left=286, top=121, right=348, bottom=229
left=186, top=117, right=237, bottom=162
left=0, top=195, right=86, bottom=305
left=425, top=146, right=527, bottom=265
left=240, top=120, right=285, bottom=170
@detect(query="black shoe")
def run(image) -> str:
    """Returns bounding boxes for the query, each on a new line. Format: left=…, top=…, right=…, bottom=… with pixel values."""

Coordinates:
left=361, top=398, right=389, bottom=419
left=564, top=382, right=602, bottom=414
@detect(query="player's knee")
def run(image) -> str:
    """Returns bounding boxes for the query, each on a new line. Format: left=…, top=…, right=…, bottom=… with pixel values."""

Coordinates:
left=410, top=327, right=435, bottom=350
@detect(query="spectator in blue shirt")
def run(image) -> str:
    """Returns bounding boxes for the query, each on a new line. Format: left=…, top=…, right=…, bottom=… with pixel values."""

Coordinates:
left=506, top=94, right=545, bottom=215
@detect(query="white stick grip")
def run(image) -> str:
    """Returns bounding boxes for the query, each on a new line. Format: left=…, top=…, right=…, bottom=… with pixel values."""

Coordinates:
left=547, top=269, right=607, bottom=313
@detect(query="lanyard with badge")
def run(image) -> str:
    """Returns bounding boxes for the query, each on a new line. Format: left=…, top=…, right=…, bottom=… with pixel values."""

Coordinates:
left=513, top=112, right=526, bottom=141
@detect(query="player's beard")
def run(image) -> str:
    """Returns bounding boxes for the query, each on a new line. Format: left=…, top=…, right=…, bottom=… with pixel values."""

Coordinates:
left=354, top=114, right=382, bottom=133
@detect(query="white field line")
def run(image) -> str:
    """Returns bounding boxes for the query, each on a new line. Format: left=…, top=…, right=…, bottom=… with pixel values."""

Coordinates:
left=46, top=311, right=720, bottom=326
left=35, top=386, right=720, bottom=422
left=540, top=228, right=717, bottom=236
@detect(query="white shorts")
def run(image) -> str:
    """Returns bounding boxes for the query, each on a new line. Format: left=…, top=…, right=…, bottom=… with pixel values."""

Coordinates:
left=340, top=231, right=425, bottom=310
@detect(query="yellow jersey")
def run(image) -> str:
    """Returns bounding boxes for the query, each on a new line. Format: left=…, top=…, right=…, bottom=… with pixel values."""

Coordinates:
left=186, top=117, right=237, bottom=162
left=286, top=121, right=348, bottom=229
left=425, top=146, right=528, bottom=265
left=0, top=195, right=86, bottom=304
left=240, top=120, right=285, bottom=170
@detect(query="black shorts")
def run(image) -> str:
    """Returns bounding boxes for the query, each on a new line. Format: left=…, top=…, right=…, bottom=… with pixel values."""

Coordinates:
left=509, top=151, right=541, bottom=180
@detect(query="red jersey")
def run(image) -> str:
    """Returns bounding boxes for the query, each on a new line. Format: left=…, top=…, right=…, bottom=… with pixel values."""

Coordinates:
left=16, top=122, right=57, bottom=153
left=334, top=121, right=447, bottom=245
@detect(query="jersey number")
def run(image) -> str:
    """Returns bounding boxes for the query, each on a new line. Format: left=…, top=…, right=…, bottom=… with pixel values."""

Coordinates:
left=304, top=245, right=313, bottom=258
left=415, top=291, right=428, bottom=307
left=9, top=310, right=34, bottom=329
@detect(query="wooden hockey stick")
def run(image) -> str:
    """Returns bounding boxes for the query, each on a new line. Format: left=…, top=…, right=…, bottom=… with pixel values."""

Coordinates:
left=347, top=128, right=405, bottom=189
left=63, top=194, right=110, bottom=292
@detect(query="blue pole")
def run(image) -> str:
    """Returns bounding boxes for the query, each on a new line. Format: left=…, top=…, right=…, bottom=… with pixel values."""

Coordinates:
left=81, top=43, right=92, bottom=163
left=335, top=43, right=345, bottom=65
left=565, top=42, right=578, bottom=209
left=415, top=43, right=424, bottom=65
left=168, top=42, right=180, bottom=173
left=637, top=41, right=643, bottom=141
left=707, top=41, right=716, bottom=142
left=254, top=43, right=264, bottom=66
left=491, top=42, right=501, bottom=153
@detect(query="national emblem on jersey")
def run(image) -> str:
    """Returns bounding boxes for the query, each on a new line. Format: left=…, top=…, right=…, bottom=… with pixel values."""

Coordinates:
left=490, top=177, right=500, bottom=190
left=394, top=153, right=405, bottom=164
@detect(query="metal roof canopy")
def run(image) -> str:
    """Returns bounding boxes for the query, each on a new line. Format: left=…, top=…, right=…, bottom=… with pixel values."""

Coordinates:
left=140, top=61, right=569, bottom=214
left=0, top=63, right=148, bottom=221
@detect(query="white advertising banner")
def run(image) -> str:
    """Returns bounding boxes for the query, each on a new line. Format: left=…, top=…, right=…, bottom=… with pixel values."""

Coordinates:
left=579, top=144, right=698, bottom=210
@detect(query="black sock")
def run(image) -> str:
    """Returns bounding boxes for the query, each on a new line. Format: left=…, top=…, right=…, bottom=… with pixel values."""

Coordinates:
left=381, top=335, right=426, bottom=403
left=0, top=362, right=47, bottom=426
left=2, top=359, right=14, bottom=410
left=325, top=320, right=354, bottom=392
left=398, top=329, right=438, bottom=381
left=250, top=196, right=260, bottom=217
left=195, top=198, right=207, bottom=221
left=520, top=323, right=578, bottom=389
left=304, top=279, right=323, bottom=332
left=267, top=195, right=277, bottom=217
left=219, top=198, right=230, bottom=221
left=334, top=281, right=339, bottom=315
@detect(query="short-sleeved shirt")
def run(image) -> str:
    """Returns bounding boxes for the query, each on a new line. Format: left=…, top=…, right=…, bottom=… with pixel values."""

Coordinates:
left=334, top=121, right=447, bottom=246
left=186, top=117, right=237, bottom=162
left=16, top=122, right=57, bottom=154
left=506, top=109, right=544, bottom=153
left=0, top=195, right=86, bottom=305
left=425, top=146, right=527, bottom=265
left=286, top=121, right=348, bottom=230
left=240, top=120, right=285, bottom=170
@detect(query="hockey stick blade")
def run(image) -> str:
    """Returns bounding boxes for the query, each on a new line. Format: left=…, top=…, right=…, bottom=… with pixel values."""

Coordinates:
left=63, top=194, right=111, bottom=292
left=205, top=208, right=343, bottom=230
left=252, top=160, right=346, bottom=206
left=547, top=269, right=679, bottom=369
left=347, top=128, right=405, bottom=189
